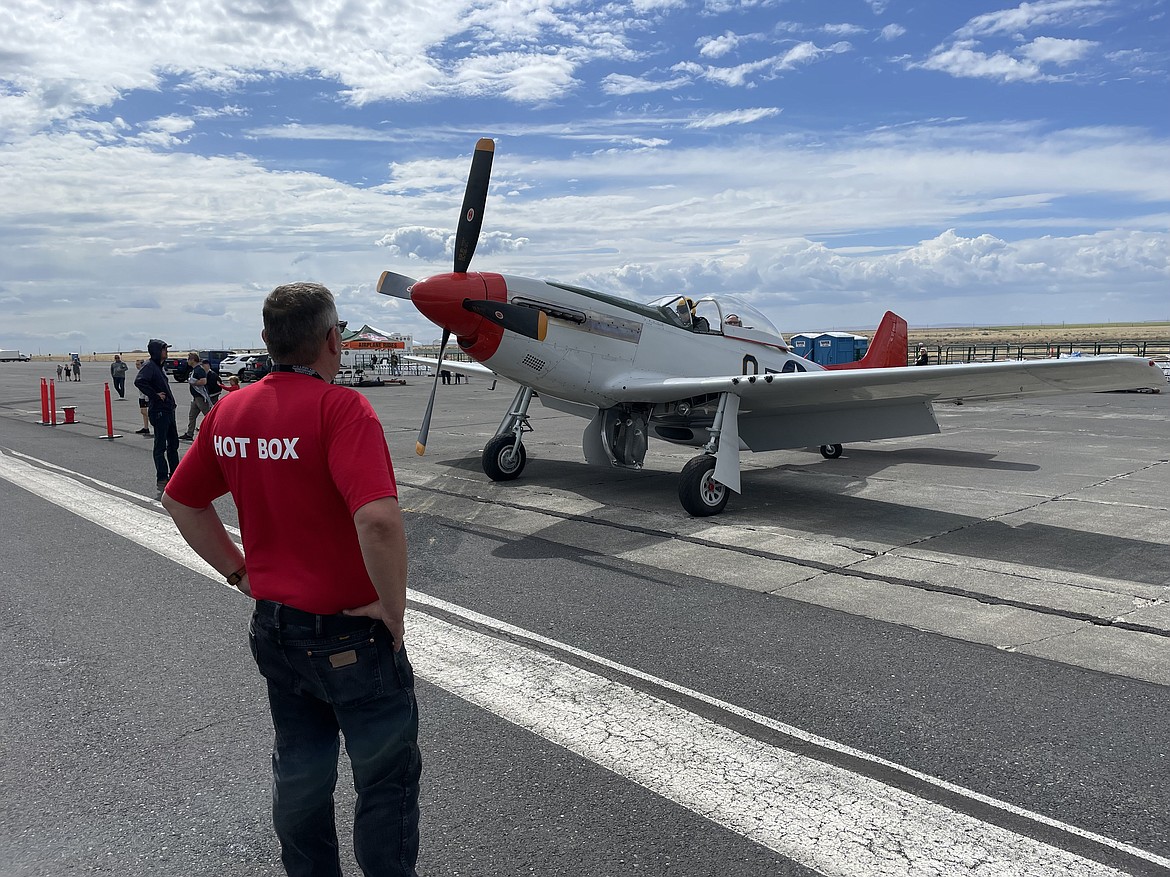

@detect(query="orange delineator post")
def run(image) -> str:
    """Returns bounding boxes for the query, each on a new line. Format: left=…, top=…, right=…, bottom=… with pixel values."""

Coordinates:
left=39, top=378, right=50, bottom=424
left=49, top=379, right=58, bottom=425
left=99, top=382, right=122, bottom=440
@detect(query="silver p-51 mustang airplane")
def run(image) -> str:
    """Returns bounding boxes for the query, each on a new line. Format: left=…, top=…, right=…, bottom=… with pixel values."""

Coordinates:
left=378, top=139, right=1164, bottom=516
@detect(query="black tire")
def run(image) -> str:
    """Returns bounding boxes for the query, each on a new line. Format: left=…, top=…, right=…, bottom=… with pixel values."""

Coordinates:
left=483, top=434, right=526, bottom=481
left=678, top=455, right=729, bottom=517
left=820, top=444, right=843, bottom=459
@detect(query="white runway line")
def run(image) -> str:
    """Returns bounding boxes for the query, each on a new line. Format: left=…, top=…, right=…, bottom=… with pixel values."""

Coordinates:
left=1, top=448, right=1163, bottom=876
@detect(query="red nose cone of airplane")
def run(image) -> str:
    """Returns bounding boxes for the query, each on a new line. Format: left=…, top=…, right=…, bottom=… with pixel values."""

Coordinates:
left=410, top=273, right=488, bottom=338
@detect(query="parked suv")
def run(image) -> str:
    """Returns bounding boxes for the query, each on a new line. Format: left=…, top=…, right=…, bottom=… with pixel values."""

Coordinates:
left=218, top=353, right=259, bottom=377
left=166, top=349, right=235, bottom=382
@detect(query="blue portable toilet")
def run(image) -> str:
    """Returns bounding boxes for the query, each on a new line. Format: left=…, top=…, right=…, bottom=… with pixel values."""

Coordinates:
left=812, top=332, right=869, bottom=365
left=789, top=333, right=816, bottom=361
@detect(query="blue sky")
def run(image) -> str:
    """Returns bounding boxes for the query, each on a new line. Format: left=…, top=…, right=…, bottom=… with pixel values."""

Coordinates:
left=1, top=0, right=1168, bottom=354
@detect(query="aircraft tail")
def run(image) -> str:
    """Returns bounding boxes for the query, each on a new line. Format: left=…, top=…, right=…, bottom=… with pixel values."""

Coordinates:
left=824, top=311, right=908, bottom=370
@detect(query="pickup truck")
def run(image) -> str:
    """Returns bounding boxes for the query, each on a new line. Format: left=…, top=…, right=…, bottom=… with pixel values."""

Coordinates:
left=164, top=349, right=234, bottom=382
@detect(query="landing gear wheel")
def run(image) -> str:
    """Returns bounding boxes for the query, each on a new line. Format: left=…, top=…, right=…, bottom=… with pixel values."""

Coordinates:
left=820, top=443, right=843, bottom=459
left=483, top=434, right=526, bottom=481
left=678, top=455, right=729, bottom=517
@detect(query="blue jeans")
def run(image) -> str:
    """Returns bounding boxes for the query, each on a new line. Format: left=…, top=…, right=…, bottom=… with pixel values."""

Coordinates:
left=249, top=601, right=421, bottom=877
left=148, top=406, right=179, bottom=483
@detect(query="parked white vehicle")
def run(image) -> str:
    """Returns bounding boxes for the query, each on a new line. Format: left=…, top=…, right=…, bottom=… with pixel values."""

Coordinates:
left=217, top=353, right=259, bottom=376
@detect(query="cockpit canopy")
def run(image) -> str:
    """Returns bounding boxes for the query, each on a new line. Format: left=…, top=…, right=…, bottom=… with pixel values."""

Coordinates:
left=649, top=293, right=784, bottom=342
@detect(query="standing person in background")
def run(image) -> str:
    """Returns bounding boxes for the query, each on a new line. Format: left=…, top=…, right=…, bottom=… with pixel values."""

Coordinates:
left=202, top=358, right=223, bottom=406
left=179, top=352, right=210, bottom=441
left=161, top=282, right=420, bottom=877
left=110, top=355, right=129, bottom=399
left=134, top=340, right=178, bottom=490
left=56, top=363, right=63, bottom=381
left=72, top=358, right=81, bottom=381
left=134, top=359, right=151, bottom=435
left=915, top=345, right=929, bottom=366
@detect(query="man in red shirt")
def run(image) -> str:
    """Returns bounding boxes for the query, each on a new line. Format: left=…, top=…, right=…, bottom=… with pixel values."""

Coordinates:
left=162, top=282, right=419, bottom=877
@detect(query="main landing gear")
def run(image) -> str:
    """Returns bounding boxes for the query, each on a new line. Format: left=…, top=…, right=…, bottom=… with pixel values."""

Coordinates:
left=678, top=455, right=729, bottom=517
left=483, top=433, right=526, bottom=480
left=483, top=386, right=533, bottom=482
left=819, top=443, right=843, bottom=459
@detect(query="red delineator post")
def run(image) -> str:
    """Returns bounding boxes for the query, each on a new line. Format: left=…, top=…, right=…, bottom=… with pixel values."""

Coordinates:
left=99, top=382, right=122, bottom=440
left=39, top=378, right=50, bottom=424
left=49, top=379, right=58, bottom=425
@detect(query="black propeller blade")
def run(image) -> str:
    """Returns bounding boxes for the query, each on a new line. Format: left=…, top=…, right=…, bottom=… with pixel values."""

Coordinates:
left=463, top=299, right=548, bottom=342
left=416, top=329, right=451, bottom=456
left=453, top=138, right=495, bottom=273
left=376, top=271, right=417, bottom=300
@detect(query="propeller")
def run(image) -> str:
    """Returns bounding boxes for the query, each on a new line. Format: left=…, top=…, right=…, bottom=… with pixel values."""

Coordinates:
left=463, top=299, right=548, bottom=341
left=377, top=271, right=416, bottom=300
left=416, top=329, right=451, bottom=456
left=453, top=138, right=495, bottom=273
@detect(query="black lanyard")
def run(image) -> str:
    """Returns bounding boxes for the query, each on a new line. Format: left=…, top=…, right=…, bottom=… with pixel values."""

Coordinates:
left=270, top=364, right=325, bottom=381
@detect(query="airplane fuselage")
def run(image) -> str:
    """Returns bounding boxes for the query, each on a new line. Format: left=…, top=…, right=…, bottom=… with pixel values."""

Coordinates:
left=458, top=274, right=820, bottom=410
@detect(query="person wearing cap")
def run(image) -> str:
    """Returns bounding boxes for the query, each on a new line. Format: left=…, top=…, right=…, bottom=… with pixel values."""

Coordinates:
left=915, top=344, right=929, bottom=366
left=178, top=352, right=211, bottom=441
left=134, top=339, right=179, bottom=490
left=201, top=358, right=223, bottom=406
left=161, top=283, right=419, bottom=876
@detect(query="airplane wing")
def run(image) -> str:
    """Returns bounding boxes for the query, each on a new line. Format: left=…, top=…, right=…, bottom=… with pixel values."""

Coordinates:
left=607, top=356, right=1162, bottom=405
left=604, top=356, right=1164, bottom=452
left=404, top=354, right=496, bottom=377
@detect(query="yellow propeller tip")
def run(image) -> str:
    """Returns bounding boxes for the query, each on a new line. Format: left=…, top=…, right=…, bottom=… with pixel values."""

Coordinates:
left=415, top=442, right=426, bottom=456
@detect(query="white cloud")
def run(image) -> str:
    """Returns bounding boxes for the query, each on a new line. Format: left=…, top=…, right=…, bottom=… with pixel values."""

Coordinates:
left=917, top=40, right=1046, bottom=82
left=677, top=41, right=851, bottom=88
left=878, top=24, right=906, bottom=41
left=685, top=107, right=780, bottom=129
left=821, top=23, right=867, bottom=38
left=601, top=73, right=691, bottom=96
left=698, top=31, right=742, bottom=59
left=452, top=52, right=580, bottom=103
left=0, top=0, right=658, bottom=132
left=957, top=0, right=1109, bottom=38
left=1019, top=36, right=1096, bottom=65
left=376, top=227, right=449, bottom=261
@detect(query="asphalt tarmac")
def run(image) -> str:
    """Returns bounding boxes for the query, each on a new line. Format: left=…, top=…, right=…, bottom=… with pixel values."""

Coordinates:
left=1, top=362, right=1168, bottom=876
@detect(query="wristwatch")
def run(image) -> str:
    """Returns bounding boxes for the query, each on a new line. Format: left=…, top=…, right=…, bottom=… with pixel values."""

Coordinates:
left=226, top=566, right=247, bottom=587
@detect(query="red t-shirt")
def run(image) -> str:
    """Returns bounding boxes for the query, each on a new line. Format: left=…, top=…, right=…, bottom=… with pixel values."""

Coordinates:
left=166, top=371, right=398, bottom=614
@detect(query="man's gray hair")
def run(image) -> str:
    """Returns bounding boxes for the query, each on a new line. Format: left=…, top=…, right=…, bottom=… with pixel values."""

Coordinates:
left=263, top=282, right=338, bottom=365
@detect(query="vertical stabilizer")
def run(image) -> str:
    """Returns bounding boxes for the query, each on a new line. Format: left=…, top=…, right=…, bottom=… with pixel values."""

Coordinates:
left=824, top=311, right=908, bottom=370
